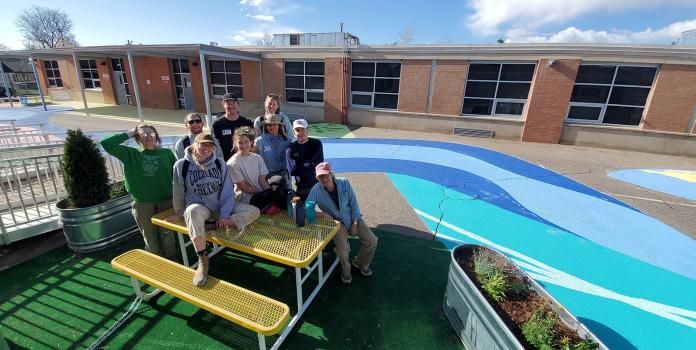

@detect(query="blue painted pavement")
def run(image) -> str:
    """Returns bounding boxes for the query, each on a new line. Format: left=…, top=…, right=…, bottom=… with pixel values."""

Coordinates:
left=609, top=169, right=696, bottom=201
left=322, top=138, right=696, bottom=349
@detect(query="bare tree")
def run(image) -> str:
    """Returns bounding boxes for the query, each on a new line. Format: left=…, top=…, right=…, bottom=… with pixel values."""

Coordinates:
left=16, top=6, right=79, bottom=49
left=257, top=32, right=273, bottom=46
left=398, top=26, right=415, bottom=45
left=0, top=43, right=8, bottom=50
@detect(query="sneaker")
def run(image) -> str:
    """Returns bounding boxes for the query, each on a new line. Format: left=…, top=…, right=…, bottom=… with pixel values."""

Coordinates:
left=341, top=271, right=352, bottom=284
left=351, top=258, right=373, bottom=277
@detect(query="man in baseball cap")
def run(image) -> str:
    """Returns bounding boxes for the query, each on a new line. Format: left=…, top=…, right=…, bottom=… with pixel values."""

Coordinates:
left=211, top=92, right=253, bottom=161
left=287, top=119, right=324, bottom=201
left=306, top=162, right=378, bottom=284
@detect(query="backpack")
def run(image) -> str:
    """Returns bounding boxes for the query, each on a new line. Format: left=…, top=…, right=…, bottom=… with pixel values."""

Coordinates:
left=181, top=135, right=191, bottom=149
left=181, top=158, right=222, bottom=193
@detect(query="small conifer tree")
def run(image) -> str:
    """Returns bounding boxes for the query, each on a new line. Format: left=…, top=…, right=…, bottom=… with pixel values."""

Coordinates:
left=61, top=129, right=110, bottom=207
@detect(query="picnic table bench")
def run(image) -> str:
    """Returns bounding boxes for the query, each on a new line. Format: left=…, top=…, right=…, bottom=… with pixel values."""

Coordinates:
left=112, top=208, right=340, bottom=350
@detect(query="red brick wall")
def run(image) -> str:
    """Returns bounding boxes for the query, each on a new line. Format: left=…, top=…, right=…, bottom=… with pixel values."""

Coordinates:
left=262, top=58, right=284, bottom=96
left=324, top=57, right=349, bottom=123
left=97, top=57, right=117, bottom=105
left=398, top=60, right=431, bottom=113
left=521, top=59, right=580, bottom=143
left=430, top=60, right=468, bottom=116
left=189, top=58, right=206, bottom=113
left=642, top=64, right=696, bottom=133
left=129, top=56, right=176, bottom=109
left=241, top=60, right=262, bottom=102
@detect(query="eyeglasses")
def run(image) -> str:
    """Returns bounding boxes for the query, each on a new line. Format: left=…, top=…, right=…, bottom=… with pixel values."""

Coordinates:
left=187, top=119, right=202, bottom=125
left=140, top=132, right=157, bottom=138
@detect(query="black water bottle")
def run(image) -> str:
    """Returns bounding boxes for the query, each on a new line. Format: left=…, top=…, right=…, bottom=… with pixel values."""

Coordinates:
left=291, top=197, right=305, bottom=227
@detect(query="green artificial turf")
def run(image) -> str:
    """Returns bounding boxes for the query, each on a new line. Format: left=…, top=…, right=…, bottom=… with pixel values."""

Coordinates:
left=308, top=123, right=354, bottom=139
left=0, top=230, right=463, bottom=349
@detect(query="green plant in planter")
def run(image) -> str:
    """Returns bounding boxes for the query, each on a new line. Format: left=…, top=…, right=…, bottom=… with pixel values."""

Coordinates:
left=481, top=269, right=507, bottom=301
left=61, top=129, right=110, bottom=208
left=474, top=248, right=512, bottom=301
left=522, top=306, right=556, bottom=350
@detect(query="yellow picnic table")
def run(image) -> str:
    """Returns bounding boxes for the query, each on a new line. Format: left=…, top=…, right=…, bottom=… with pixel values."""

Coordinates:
left=151, top=208, right=341, bottom=349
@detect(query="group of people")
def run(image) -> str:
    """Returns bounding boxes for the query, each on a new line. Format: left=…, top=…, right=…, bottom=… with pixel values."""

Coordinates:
left=101, top=93, right=378, bottom=287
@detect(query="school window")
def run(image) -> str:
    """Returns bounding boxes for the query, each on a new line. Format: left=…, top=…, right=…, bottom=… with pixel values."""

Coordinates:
left=461, top=62, right=536, bottom=117
left=79, top=59, right=100, bottom=89
left=45, top=60, right=62, bottom=88
left=566, top=64, right=657, bottom=126
left=350, top=61, right=401, bottom=109
left=284, top=61, right=325, bottom=104
left=209, top=60, right=243, bottom=98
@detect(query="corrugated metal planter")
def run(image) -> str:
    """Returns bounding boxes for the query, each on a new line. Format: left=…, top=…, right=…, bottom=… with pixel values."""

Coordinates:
left=443, top=244, right=607, bottom=350
left=56, top=195, right=138, bottom=253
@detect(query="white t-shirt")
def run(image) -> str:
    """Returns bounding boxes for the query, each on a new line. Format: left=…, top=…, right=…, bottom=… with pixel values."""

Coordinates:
left=227, top=152, right=269, bottom=203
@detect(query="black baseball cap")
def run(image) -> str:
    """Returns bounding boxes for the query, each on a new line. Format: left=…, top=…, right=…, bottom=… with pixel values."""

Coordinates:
left=222, top=93, right=238, bottom=102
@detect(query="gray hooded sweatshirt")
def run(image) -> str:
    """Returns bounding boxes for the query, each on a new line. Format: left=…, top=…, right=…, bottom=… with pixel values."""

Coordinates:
left=172, top=147, right=235, bottom=219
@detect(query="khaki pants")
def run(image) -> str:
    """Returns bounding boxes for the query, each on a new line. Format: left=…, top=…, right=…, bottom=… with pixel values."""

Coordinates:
left=333, top=218, right=378, bottom=275
left=184, top=202, right=260, bottom=239
left=131, top=200, right=177, bottom=258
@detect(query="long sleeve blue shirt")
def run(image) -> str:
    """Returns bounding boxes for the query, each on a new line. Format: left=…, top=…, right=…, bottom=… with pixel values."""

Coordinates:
left=306, top=177, right=362, bottom=229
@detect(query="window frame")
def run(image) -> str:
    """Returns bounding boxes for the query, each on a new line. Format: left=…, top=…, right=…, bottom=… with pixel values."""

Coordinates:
left=461, top=61, right=537, bottom=118
left=350, top=60, right=401, bottom=110
left=45, top=60, right=63, bottom=88
left=208, top=59, right=243, bottom=99
left=565, top=63, right=659, bottom=127
left=284, top=60, right=325, bottom=105
left=79, top=59, right=101, bottom=90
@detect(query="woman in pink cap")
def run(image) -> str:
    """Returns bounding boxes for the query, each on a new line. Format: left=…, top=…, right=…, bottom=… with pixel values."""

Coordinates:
left=306, top=162, right=378, bottom=284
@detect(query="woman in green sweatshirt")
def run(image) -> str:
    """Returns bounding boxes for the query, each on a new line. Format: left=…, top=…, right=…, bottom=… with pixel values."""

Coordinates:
left=101, top=124, right=177, bottom=258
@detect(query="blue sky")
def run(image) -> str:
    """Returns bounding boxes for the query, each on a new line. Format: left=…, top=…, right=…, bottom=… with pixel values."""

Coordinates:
left=1, top=0, right=695, bottom=49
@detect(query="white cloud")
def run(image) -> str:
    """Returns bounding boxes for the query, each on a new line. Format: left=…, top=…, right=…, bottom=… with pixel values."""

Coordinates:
left=505, top=19, right=696, bottom=43
left=249, top=14, right=275, bottom=22
left=239, top=0, right=267, bottom=9
left=467, top=0, right=696, bottom=35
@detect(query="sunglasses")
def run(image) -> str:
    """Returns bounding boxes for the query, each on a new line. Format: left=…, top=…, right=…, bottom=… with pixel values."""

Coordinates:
left=140, top=132, right=157, bottom=138
left=187, top=119, right=203, bottom=125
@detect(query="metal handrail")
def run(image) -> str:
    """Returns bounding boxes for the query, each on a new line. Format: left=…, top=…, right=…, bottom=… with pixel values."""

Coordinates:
left=0, top=136, right=178, bottom=245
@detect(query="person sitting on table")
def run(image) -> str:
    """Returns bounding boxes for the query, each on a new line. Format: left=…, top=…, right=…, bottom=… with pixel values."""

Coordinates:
left=227, top=127, right=285, bottom=212
left=100, top=124, right=177, bottom=260
left=168, top=133, right=260, bottom=286
left=306, top=162, right=378, bottom=284
left=286, top=119, right=323, bottom=201
left=253, top=113, right=292, bottom=190
left=253, top=94, right=295, bottom=142
left=174, top=112, right=223, bottom=160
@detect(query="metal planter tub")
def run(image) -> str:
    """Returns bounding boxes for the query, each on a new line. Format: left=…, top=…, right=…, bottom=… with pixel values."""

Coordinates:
left=443, top=244, right=607, bottom=350
left=56, top=195, right=139, bottom=253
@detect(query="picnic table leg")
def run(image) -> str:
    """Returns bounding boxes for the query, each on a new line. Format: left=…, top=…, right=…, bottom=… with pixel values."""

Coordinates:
left=257, top=333, right=266, bottom=350
left=177, top=233, right=190, bottom=267
left=295, top=267, right=303, bottom=311
left=129, top=277, right=161, bottom=301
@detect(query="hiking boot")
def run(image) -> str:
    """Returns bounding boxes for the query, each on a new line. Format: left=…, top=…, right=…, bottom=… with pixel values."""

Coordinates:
left=352, top=257, right=373, bottom=277
left=341, top=271, right=352, bottom=284
left=193, top=255, right=209, bottom=286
